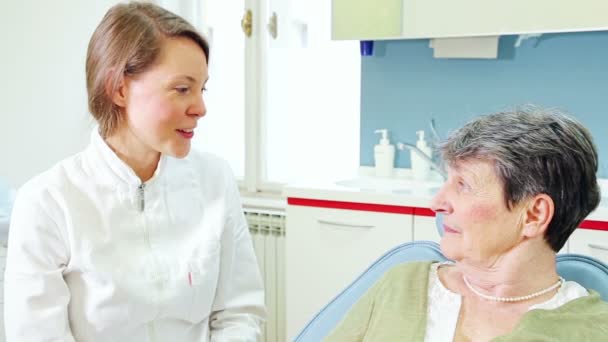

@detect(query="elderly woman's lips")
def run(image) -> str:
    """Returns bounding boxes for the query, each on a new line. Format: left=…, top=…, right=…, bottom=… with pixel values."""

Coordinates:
left=444, top=225, right=459, bottom=234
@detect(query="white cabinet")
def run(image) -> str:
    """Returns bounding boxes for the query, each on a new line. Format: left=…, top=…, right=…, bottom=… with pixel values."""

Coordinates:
left=569, top=228, right=608, bottom=264
left=333, top=0, right=608, bottom=40
left=407, top=0, right=608, bottom=39
left=332, top=0, right=402, bottom=40
left=412, top=214, right=440, bottom=243
left=285, top=205, right=412, bottom=340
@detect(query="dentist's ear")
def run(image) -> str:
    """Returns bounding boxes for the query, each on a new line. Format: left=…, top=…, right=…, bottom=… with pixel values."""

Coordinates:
left=106, top=70, right=128, bottom=108
left=522, top=194, right=554, bottom=238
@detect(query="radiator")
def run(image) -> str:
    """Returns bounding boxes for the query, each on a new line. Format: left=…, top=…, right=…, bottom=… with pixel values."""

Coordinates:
left=245, top=208, right=286, bottom=342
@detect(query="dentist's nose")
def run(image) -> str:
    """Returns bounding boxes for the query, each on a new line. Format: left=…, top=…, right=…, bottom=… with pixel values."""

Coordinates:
left=189, top=95, right=206, bottom=118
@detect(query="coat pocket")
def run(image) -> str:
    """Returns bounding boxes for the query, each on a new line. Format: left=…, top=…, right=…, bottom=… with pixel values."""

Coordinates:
left=187, top=240, right=221, bottom=323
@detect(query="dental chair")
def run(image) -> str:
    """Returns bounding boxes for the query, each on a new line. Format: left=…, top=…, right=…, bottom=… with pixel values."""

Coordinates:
left=294, top=215, right=608, bottom=341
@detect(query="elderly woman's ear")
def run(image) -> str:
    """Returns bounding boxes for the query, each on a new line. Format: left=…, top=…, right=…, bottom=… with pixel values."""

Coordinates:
left=521, top=194, right=555, bottom=239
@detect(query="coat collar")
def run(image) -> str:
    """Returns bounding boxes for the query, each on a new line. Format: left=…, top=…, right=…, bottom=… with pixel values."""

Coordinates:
left=87, top=127, right=168, bottom=188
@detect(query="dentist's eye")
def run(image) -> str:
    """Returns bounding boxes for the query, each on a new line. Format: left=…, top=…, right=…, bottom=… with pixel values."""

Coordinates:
left=176, top=86, right=189, bottom=94
left=201, top=86, right=207, bottom=93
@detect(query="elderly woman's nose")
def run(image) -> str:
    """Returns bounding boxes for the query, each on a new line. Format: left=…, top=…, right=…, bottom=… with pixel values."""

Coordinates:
left=430, top=185, right=451, bottom=214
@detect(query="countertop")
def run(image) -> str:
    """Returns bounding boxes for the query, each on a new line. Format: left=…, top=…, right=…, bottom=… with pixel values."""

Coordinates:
left=284, top=180, right=437, bottom=208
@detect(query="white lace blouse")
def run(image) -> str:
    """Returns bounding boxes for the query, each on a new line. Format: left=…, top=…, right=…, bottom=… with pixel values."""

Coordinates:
left=424, top=262, right=589, bottom=342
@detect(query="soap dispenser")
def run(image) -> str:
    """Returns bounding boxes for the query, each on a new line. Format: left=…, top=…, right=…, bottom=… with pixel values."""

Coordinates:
left=411, top=130, right=432, bottom=181
left=374, top=129, right=395, bottom=177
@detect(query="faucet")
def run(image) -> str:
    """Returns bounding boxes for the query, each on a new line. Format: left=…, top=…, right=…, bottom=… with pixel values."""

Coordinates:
left=396, top=142, right=447, bottom=180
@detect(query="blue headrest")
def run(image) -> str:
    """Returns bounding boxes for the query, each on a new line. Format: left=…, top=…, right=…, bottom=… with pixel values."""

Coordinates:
left=556, top=254, right=608, bottom=301
left=435, top=213, right=444, bottom=237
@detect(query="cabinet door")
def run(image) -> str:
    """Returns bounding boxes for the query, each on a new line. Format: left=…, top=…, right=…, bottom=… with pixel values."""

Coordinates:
left=411, top=0, right=608, bottom=39
left=332, top=0, right=608, bottom=40
left=413, top=215, right=440, bottom=243
left=569, top=228, right=608, bottom=264
left=332, top=0, right=402, bottom=40
left=285, top=205, right=412, bottom=340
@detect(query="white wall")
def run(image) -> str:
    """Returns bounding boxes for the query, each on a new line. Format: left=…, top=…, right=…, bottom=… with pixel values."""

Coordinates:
left=0, top=0, right=121, bottom=188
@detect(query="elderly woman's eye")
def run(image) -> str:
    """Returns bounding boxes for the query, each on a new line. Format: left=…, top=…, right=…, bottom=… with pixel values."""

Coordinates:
left=458, top=180, right=469, bottom=191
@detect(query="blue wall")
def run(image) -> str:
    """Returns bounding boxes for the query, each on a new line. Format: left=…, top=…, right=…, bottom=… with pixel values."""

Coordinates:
left=360, top=32, right=608, bottom=177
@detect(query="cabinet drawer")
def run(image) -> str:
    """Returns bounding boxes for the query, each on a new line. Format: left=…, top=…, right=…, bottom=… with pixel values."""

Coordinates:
left=285, top=205, right=412, bottom=339
left=569, top=228, right=608, bottom=264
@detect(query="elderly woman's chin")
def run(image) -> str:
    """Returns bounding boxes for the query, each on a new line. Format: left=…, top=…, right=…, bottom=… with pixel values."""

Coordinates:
left=439, top=235, right=464, bottom=261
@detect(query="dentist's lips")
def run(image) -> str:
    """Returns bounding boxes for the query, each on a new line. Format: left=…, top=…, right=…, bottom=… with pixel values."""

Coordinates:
left=177, top=129, right=194, bottom=139
left=443, top=224, right=460, bottom=234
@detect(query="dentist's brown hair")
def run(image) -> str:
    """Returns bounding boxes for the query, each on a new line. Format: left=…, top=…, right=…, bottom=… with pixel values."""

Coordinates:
left=86, top=1, right=209, bottom=138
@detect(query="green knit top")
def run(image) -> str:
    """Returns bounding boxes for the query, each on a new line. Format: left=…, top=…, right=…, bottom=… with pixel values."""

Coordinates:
left=325, top=261, right=608, bottom=341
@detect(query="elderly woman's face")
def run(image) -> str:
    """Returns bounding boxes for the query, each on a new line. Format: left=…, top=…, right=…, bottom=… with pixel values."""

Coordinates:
left=430, top=160, right=526, bottom=266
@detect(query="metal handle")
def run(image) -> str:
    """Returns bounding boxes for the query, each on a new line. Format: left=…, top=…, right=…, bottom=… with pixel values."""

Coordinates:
left=317, top=219, right=374, bottom=230
left=241, top=9, right=252, bottom=38
left=396, top=142, right=447, bottom=180
left=588, top=243, right=608, bottom=252
left=267, top=12, right=277, bottom=39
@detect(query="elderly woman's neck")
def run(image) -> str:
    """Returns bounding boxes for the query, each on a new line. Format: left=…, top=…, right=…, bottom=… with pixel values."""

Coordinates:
left=456, top=239, right=560, bottom=300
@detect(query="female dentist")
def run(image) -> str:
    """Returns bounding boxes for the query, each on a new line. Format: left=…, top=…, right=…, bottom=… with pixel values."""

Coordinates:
left=4, top=2, right=265, bottom=341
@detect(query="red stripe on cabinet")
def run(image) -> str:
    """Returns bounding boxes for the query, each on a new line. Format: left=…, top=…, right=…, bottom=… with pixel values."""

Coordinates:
left=579, top=220, right=608, bottom=231
left=287, top=197, right=415, bottom=215
left=414, top=208, right=436, bottom=217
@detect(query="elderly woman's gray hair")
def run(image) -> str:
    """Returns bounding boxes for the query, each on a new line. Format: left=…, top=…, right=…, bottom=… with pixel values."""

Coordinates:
left=440, top=106, right=600, bottom=252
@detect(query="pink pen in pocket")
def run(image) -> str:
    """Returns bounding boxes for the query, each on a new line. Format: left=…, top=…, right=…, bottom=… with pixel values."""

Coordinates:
left=187, top=260, right=203, bottom=287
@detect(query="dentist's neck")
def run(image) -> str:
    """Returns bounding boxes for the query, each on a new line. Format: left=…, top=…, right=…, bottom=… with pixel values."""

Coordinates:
left=105, top=128, right=161, bottom=183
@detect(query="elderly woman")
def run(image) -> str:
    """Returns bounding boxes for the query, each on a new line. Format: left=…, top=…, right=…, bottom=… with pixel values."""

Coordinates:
left=325, top=107, right=608, bottom=341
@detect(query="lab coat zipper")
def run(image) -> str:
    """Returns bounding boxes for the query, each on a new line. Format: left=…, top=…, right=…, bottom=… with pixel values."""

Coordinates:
left=148, top=321, right=157, bottom=342
left=138, top=182, right=153, bottom=265
left=139, top=183, right=146, bottom=212
left=139, top=182, right=159, bottom=335
left=139, top=184, right=151, bottom=248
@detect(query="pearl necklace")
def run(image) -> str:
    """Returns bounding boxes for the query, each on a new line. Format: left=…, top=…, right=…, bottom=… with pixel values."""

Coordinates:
left=462, top=276, right=564, bottom=302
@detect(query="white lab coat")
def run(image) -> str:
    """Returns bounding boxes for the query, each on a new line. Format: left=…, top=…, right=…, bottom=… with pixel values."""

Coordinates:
left=4, top=129, right=266, bottom=341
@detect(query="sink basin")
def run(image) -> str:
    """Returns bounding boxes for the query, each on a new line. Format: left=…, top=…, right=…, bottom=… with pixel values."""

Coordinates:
left=335, top=176, right=442, bottom=193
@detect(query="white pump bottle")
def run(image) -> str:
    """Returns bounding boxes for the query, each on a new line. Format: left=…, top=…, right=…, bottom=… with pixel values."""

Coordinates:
left=374, top=129, right=395, bottom=177
left=411, top=130, right=432, bottom=181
